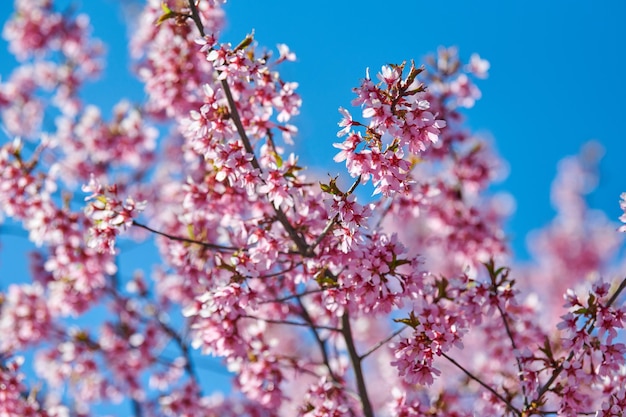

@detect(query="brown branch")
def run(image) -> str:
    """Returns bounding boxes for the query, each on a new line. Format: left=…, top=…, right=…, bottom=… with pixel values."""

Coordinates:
left=255, top=262, right=302, bottom=279
left=155, top=316, right=200, bottom=387
left=360, top=327, right=407, bottom=360
left=131, top=398, right=143, bottom=417
left=606, top=276, right=626, bottom=308
left=442, top=352, right=521, bottom=417
left=307, top=175, right=361, bottom=256
left=132, top=220, right=240, bottom=252
left=186, top=0, right=205, bottom=37
left=297, top=297, right=338, bottom=382
left=341, top=313, right=374, bottom=417
left=221, top=66, right=308, bottom=253
left=187, top=0, right=308, bottom=254
left=488, top=274, right=529, bottom=408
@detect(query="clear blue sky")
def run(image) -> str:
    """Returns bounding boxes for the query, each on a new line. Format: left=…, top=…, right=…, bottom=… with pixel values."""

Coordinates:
left=1, top=0, right=625, bottom=411
left=218, top=1, right=626, bottom=261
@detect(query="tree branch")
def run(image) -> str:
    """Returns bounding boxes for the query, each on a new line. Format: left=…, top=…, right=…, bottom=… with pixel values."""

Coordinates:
left=297, top=297, right=338, bottom=382
left=307, top=175, right=361, bottom=256
left=131, top=398, right=143, bottom=417
left=489, top=280, right=529, bottom=408
left=259, top=288, right=324, bottom=304
left=535, top=276, right=626, bottom=401
left=187, top=0, right=205, bottom=37
left=132, top=220, right=241, bottom=252
left=441, top=352, right=521, bottom=416
left=187, top=0, right=308, bottom=254
left=155, top=316, right=201, bottom=387
left=341, top=313, right=374, bottom=417
left=360, top=327, right=406, bottom=360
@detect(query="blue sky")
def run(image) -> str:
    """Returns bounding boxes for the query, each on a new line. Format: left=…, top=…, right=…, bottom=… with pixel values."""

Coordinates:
left=218, top=1, right=626, bottom=260
left=1, top=0, right=625, bottom=411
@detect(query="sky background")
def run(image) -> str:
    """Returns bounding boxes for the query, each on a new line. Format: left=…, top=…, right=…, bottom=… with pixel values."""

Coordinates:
left=1, top=0, right=626, bottom=410
left=216, top=1, right=626, bottom=261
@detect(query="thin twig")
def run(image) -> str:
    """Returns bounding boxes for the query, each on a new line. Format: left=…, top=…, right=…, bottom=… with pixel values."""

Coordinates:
left=341, top=313, right=374, bottom=417
left=442, top=352, right=521, bottom=416
left=156, top=317, right=201, bottom=387
left=345, top=175, right=362, bottom=196
left=374, top=197, right=393, bottom=230
left=132, top=220, right=240, bottom=252
left=360, top=327, right=407, bottom=360
left=297, top=297, right=338, bottom=382
left=131, top=398, right=143, bottom=417
left=606, top=277, right=626, bottom=308
left=489, top=274, right=529, bottom=408
left=187, top=0, right=309, bottom=255
left=219, top=69, right=308, bottom=253
left=255, top=262, right=302, bottom=279
left=494, top=301, right=529, bottom=408
left=307, top=213, right=338, bottom=255
left=307, top=176, right=361, bottom=255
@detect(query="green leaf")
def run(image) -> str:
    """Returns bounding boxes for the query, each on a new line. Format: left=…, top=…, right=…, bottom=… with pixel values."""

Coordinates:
left=393, top=311, right=420, bottom=329
left=314, top=268, right=337, bottom=288
left=156, top=2, right=177, bottom=26
left=538, top=337, right=556, bottom=364
left=587, top=293, right=596, bottom=307
left=394, top=259, right=411, bottom=267
left=574, top=307, right=588, bottom=315
left=234, top=31, right=255, bottom=52
left=274, top=152, right=283, bottom=168
left=319, top=176, right=344, bottom=196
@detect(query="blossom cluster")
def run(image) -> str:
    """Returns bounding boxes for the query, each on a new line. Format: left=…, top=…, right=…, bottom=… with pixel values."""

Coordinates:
left=1, top=0, right=103, bottom=127
left=83, top=175, right=146, bottom=254
left=333, top=62, right=446, bottom=196
left=0, top=356, right=68, bottom=417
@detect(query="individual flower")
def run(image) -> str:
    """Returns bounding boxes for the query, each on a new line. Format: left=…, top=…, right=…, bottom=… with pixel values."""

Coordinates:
left=466, top=53, right=490, bottom=79
left=276, top=43, right=296, bottom=63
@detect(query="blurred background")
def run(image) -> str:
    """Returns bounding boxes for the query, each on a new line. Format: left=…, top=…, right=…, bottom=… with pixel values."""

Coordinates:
left=0, top=0, right=625, bottom=412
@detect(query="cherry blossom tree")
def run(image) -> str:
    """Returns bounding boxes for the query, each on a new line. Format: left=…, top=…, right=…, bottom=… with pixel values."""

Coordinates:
left=1, top=1, right=626, bottom=416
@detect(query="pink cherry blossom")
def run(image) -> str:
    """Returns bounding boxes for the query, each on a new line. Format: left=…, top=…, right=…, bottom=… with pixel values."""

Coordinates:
left=1, top=1, right=625, bottom=416
left=466, top=53, right=490, bottom=79
left=83, top=175, right=147, bottom=254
